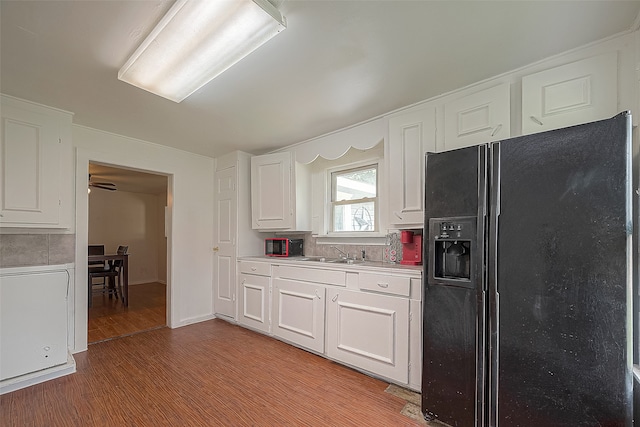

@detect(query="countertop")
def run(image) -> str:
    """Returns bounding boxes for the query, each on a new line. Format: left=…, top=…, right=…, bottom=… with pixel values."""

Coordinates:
left=238, top=256, right=423, bottom=276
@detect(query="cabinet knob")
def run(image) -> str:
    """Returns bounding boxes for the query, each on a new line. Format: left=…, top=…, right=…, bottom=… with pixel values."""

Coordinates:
left=394, top=212, right=403, bottom=220
left=213, top=247, right=219, bottom=252
left=377, top=283, right=389, bottom=288
left=331, top=294, right=338, bottom=302
left=490, top=124, right=502, bottom=137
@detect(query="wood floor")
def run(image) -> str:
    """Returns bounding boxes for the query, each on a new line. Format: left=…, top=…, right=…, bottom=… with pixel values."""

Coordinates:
left=1, top=319, right=426, bottom=426
left=88, top=282, right=166, bottom=343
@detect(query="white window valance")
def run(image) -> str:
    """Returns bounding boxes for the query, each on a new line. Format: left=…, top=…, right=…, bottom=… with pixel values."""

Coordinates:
left=279, top=118, right=385, bottom=164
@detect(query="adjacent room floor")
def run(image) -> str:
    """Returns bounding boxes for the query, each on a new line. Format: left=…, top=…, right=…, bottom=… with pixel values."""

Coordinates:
left=88, top=281, right=166, bottom=343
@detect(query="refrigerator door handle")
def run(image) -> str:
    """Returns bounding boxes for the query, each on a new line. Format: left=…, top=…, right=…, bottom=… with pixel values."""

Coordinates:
left=488, top=142, right=501, bottom=427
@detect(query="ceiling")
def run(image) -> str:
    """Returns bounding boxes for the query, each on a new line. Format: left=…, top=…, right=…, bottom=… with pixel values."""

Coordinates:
left=2, top=1, right=640, bottom=159
left=89, top=163, right=168, bottom=195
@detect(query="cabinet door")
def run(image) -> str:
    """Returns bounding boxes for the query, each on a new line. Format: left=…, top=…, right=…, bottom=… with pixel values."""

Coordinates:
left=272, top=278, right=325, bottom=353
left=213, top=166, right=237, bottom=319
left=443, top=83, right=510, bottom=151
left=326, top=288, right=409, bottom=383
left=521, top=52, right=617, bottom=135
left=237, top=272, right=270, bottom=334
left=387, top=107, right=436, bottom=227
left=251, top=152, right=291, bottom=230
left=0, top=100, right=62, bottom=225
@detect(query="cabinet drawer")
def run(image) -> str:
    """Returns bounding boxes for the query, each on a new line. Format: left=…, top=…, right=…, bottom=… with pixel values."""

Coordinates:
left=238, top=261, right=271, bottom=276
left=358, top=273, right=410, bottom=297
left=273, top=265, right=346, bottom=287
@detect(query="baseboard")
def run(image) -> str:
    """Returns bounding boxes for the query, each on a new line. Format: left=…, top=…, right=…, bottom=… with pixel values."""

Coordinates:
left=173, top=313, right=216, bottom=328
left=0, top=351, right=76, bottom=395
left=214, top=313, right=237, bottom=324
left=128, top=280, right=167, bottom=286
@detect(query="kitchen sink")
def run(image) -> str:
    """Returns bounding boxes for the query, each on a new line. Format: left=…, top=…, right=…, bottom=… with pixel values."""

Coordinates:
left=326, top=258, right=363, bottom=264
left=295, top=257, right=363, bottom=265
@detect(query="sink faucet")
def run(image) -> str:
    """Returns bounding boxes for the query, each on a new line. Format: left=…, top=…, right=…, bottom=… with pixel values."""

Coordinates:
left=330, top=246, right=348, bottom=259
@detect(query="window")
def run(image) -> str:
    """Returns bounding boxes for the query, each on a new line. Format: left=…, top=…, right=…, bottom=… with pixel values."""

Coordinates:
left=330, top=164, right=377, bottom=233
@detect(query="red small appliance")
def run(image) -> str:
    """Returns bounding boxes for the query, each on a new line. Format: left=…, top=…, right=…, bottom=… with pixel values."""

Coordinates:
left=265, top=238, right=304, bottom=257
left=400, top=230, right=423, bottom=265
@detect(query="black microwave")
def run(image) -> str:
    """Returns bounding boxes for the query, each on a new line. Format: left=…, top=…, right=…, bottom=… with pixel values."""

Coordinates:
left=265, top=238, right=303, bottom=257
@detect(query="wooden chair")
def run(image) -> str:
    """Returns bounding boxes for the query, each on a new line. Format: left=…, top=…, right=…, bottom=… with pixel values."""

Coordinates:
left=88, top=245, right=107, bottom=307
left=88, top=244, right=105, bottom=272
left=88, top=245, right=128, bottom=307
left=110, top=245, right=129, bottom=300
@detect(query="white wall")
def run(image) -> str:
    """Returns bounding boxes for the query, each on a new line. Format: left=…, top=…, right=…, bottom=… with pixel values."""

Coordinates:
left=88, top=189, right=165, bottom=285
left=74, top=125, right=214, bottom=353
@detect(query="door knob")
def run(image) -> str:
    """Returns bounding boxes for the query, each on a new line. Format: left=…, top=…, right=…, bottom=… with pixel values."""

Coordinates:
left=213, top=247, right=219, bottom=252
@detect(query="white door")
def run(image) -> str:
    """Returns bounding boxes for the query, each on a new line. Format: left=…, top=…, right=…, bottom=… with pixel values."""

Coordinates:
left=213, top=166, right=237, bottom=319
left=272, top=278, right=325, bottom=353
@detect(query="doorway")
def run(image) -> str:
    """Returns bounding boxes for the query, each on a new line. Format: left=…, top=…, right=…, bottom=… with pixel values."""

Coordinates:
left=87, top=162, right=168, bottom=343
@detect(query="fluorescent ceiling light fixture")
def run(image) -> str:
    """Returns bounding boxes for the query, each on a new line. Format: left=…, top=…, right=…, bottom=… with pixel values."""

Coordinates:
left=118, top=0, right=286, bottom=103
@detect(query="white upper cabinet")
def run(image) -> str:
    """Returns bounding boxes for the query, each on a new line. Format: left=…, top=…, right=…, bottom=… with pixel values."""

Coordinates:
left=0, top=95, right=73, bottom=228
left=251, top=152, right=290, bottom=230
left=521, top=52, right=617, bottom=135
left=443, top=83, right=511, bottom=151
left=251, top=152, right=310, bottom=231
left=387, top=107, right=436, bottom=227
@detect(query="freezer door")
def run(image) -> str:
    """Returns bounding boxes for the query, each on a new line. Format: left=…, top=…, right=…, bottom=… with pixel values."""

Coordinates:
left=422, top=145, right=488, bottom=427
left=489, top=112, right=632, bottom=426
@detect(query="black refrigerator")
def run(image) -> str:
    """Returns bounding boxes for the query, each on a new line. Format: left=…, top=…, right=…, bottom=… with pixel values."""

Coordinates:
left=421, top=112, right=634, bottom=426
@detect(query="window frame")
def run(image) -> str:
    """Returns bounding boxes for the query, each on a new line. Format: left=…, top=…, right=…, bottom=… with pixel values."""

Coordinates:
left=327, top=161, right=379, bottom=235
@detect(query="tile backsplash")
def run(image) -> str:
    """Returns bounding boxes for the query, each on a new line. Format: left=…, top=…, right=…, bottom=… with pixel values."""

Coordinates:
left=301, top=232, right=408, bottom=263
left=0, top=234, right=75, bottom=268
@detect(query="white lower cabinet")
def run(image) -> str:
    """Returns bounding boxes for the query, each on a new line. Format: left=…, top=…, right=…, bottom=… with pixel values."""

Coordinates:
left=272, top=278, right=325, bottom=353
left=237, top=271, right=271, bottom=334
left=237, top=259, right=421, bottom=390
left=326, top=288, right=410, bottom=384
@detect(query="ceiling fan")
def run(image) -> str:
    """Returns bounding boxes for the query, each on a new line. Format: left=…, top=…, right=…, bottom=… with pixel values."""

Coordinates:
left=88, top=174, right=116, bottom=191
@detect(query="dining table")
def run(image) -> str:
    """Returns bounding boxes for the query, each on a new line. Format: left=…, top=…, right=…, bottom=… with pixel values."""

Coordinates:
left=88, top=253, right=129, bottom=306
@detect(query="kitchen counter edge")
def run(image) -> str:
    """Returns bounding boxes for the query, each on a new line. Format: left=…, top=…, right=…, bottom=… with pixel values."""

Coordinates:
left=238, top=256, right=422, bottom=276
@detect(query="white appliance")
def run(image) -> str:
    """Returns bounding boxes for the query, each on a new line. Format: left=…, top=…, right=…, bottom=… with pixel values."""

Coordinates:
left=1, top=265, right=69, bottom=381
